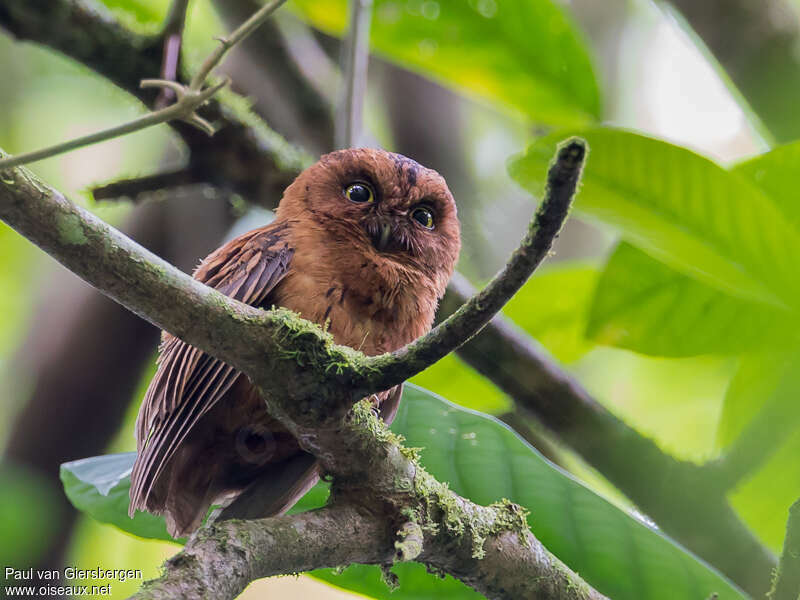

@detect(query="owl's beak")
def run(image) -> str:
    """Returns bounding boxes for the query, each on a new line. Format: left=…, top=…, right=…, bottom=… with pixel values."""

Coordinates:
left=376, top=222, right=393, bottom=252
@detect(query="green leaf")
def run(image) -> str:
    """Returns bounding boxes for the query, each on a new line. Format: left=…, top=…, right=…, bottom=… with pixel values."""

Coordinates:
left=504, top=263, right=598, bottom=363
left=509, top=128, right=800, bottom=307
left=62, top=385, right=745, bottom=600
left=588, top=243, right=792, bottom=357
left=411, top=354, right=511, bottom=414
left=61, top=453, right=177, bottom=544
left=733, top=140, right=800, bottom=231
left=716, top=351, right=795, bottom=448
left=293, top=0, right=600, bottom=126
left=721, top=352, right=800, bottom=549
left=731, top=430, right=800, bottom=551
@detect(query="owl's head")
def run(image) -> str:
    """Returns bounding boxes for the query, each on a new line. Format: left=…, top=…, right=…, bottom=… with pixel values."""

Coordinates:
left=279, top=148, right=461, bottom=296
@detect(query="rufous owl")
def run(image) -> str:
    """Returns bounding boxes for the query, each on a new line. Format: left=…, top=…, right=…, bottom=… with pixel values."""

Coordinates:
left=129, top=148, right=461, bottom=536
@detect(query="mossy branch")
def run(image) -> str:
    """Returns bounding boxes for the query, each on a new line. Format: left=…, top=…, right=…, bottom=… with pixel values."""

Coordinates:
left=0, top=139, right=600, bottom=599
left=358, top=139, right=585, bottom=392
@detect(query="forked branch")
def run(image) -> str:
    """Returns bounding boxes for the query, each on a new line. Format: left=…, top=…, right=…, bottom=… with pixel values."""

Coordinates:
left=0, top=139, right=591, bottom=600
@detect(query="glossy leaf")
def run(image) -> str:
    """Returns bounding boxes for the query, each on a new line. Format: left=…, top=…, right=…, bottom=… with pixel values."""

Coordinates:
left=293, top=0, right=600, bottom=126
left=588, top=243, right=792, bottom=357
left=61, top=453, right=177, bottom=544
left=62, top=385, right=744, bottom=600
left=509, top=128, right=800, bottom=307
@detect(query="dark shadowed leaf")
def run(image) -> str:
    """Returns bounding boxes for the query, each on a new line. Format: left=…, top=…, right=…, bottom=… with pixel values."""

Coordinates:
left=61, top=385, right=745, bottom=600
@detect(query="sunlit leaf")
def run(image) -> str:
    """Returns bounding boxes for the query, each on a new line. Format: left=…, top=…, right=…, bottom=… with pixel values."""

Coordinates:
left=293, top=0, right=601, bottom=126
left=730, top=430, right=800, bottom=551
left=62, top=385, right=745, bottom=600
left=721, top=352, right=800, bottom=549
left=504, top=262, right=598, bottom=363
left=509, top=128, right=800, bottom=308
left=410, top=354, right=510, bottom=414
left=588, top=243, right=792, bottom=356
left=733, top=140, right=800, bottom=231
left=716, top=351, right=797, bottom=448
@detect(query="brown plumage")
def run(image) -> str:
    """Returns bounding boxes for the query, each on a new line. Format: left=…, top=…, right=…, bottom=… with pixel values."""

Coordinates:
left=129, top=148, right=461, bottom=536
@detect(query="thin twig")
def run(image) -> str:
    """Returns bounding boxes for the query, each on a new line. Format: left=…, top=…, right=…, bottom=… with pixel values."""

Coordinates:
left=360, top=138, right=586, bottom=390
left=336, top=0, right=373, bottom=148
left=0, top=79, right=226, bottom=170
left=769, top=499, right=800, bottom=600
left=189, top=0, right=289, bottom=89
left=155, top=0, right=191, bottom=108
left=91, top=168, right=197, bottom=202
left=0, top=0, right=288, bottom=170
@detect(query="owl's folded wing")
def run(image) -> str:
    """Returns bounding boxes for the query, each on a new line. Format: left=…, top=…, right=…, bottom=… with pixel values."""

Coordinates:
left=129, top=222, right=294, bottom=516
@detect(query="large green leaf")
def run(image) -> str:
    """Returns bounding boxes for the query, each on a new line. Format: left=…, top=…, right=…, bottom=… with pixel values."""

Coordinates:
left=733, top=140, right=800, bottom=231
left=61, top=452, right=177, bottom=544
left=62, top=385, right=744, bottom=600
left=721, top=352, right=800, bottom=549
left=509, top=128, right=800, bottom=307
left=293, top=0, right=600, bottom=126
left=716, top=351, right=798, bottom=448
left=504, top=263, right=598, bottom=363
left=731, top=430, right=800, bottom=551
left=588, top=243, right=793, bottom=357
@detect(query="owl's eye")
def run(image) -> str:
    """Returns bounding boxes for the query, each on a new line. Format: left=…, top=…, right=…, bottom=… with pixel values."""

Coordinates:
left=344, top=183, right=374, bottom=204
left=411, top=206, right=435, bottom=229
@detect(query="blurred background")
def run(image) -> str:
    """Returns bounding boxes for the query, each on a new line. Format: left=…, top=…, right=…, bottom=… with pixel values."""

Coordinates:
left=0, top=0, right=797, bottom=597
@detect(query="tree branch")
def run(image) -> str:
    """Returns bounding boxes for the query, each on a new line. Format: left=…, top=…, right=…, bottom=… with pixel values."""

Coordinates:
left=363, top=139, right=585, bottom=390
left=91, top=168, right=197, bottom=202
left=154, top=0, right=190, bottom=107
left=1, top=139, right=595, bottom=598
left=0, top=0, right=292, bottom=168
left=442, top=274, right=776, bottom=597
left=769, top=499, right=800, bottom=600
left=0, top=3, right=777, bottom=593
left=0, top=0, right=308, bottom=201
left=337, top=0, right=373, bottom=148
left=130, top=505, right=396, bottom=600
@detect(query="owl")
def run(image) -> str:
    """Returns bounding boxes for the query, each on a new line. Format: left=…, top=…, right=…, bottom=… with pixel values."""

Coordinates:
left=129, top=148, right=461, bottom=536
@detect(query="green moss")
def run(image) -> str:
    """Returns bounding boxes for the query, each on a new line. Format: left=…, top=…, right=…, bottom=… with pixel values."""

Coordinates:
left=57, top=212, right=88, bottom=245
left=379, top=565, right=399, bottom=590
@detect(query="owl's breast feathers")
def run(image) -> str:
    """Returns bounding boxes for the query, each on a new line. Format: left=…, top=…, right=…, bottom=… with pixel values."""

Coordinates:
left=130, top=216, right=440, bottom=536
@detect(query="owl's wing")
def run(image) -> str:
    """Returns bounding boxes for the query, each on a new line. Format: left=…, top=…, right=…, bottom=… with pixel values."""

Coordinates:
left=215, top=383, right=403, bottom=524
left=129, top=222, right=294, bottom=516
